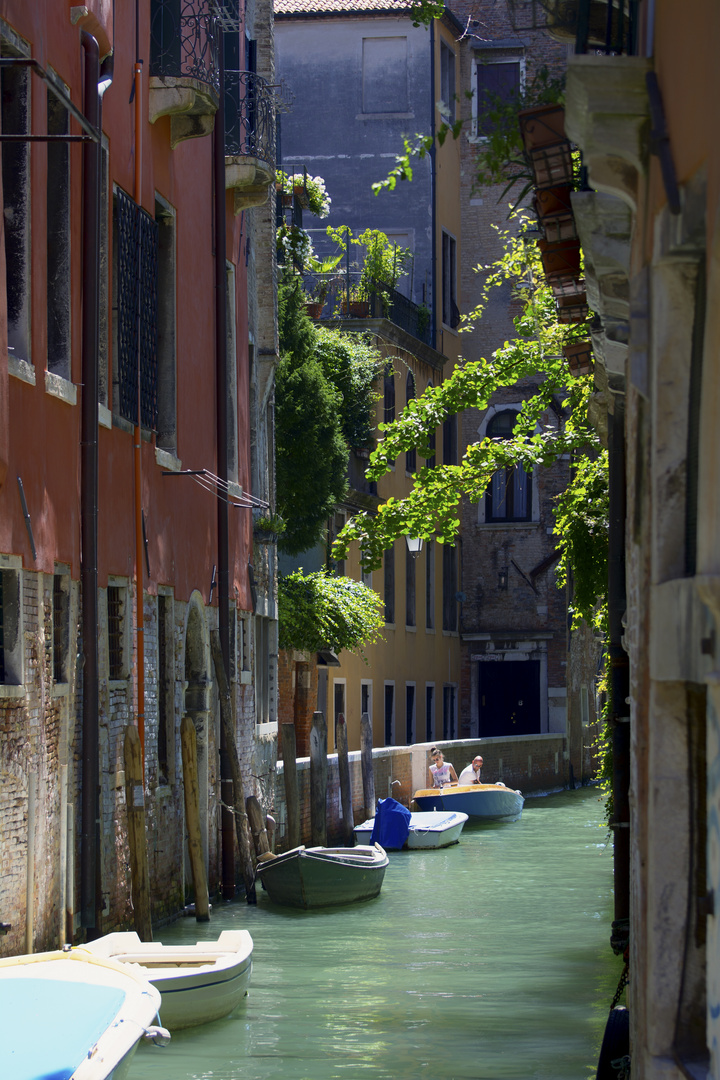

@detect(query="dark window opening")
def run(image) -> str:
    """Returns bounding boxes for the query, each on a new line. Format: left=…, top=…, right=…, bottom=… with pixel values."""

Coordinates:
left=384, top=545, right=395, bottom=624
left=476, top=59, right=521, bottom=138
left=425, top=684, right=434, bottom=741
left=405, top=545, right=416, bottom=627
left=425, top=539, right=435, bottom=630
left=405, top=370, right=416, bottom=473
left=406, top=683, right=415, bottom=744
left=384, top=683, right=394, bottom=745
left=440, top=41, right=456, bottom=123
left=157, top=595, right=171, bottom=785
left=441, top=232, right=459, bottom=329
left=156, top=197, right=177, bottom=454
left=485, top=410, right=532, bottom=522
left=107, top=586, right=125, bottom=681
left=383, top=364, right=395, bottom=424
left=52, top=574, right=70, bottom=683
left=442, top=543, right=457, bottom=632
left=47, top=89, right=71, bottom=379
left=1, top=44, right=30, bottom=362
left=443, top=413, right=457, bottom=466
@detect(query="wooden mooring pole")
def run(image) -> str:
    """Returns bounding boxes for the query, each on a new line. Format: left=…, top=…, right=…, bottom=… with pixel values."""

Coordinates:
left=124, top=724, right=152, bottom=940
left=180, top=716, right=210, bottom=921
left=280, top=722, right=301, bottom=849
left=210, top=629, right=256, bottom=903
left=310, top=711, right=327, bottom=847
left=336, top=713, right=354, bottom=846
left=360, top=711, right=375, bottom=819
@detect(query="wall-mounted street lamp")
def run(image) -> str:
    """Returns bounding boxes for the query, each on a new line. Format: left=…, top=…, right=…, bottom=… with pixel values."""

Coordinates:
left=498, top=566, right=509, bottom=590
left=406, top=536, right=424, bottom=560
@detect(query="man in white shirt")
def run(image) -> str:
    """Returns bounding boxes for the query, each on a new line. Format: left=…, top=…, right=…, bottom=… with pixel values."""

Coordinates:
left=457, top=755, right=484, bottom=786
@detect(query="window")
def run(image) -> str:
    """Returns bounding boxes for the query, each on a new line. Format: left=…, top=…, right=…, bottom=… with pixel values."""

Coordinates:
left=405, top=371, right=416, bottom=473
left=383, top=364, right=395, bottom=425
left=442, top=544, right=457, bottom=632
left=425, top=684, right=435, bottom=741
left=156, top=195, right=177, bottom=454
left=238, top=612, right=252, bottom=684
left=441, top=231, right=459, bottom=329
left=440, top=41, right=456, bottom=123
left=112, top=188, right=158, bottom=429
left=360, top=551, right=372, bottom=589
left=443, top=413, right=457, bottom=465
left=361, top=680, right=372, bottom=722
left=443, top=684, right=457, bottom=740
left=485, top=410, right=532, bottom=522
left=425, top=539, right=435, bottom=630
left=99, top=139, right=110, bottom=406
left=2, top=37, right=30, bottom=364
left=333, top=679, right=346, bottom=743
left=0, top=566, right=23, bottom=687
left=52, top=572, right=70, bottom=684
left=47, top=86, right=71, bottom=380
left=384, top=682, right=395, bottom=745
left=475, top=57, right=522, bottom=138
left=362, top=37, right=408, bottom=114
left=107, top=585, right=127, bottom=681
left=405, top=683, right=416, bottom=744
left=384, top=544, right=395, bottom=624
left=226, top=261, right=238, bottom=480
left=580, top=685, right=590, bottom=727
left=157, top=593, right=174, bottom=785
left=405, top=544, right=416, bottom=628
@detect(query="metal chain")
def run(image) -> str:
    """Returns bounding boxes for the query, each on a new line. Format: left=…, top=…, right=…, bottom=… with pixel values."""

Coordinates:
left=610, top=960, right=629, bottom=1010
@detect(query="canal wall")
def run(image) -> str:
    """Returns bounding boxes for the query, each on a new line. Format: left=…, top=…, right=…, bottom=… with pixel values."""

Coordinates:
left=270, top=734, right=569, bottom=849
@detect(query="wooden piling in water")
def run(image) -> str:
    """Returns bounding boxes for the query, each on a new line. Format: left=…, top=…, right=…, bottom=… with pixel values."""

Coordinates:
left=336, top=713, right=354, bottom=845
left=180, top=716, right=210, bottom=921
left=310, top=711, right=328, bottom=847
left=280, top=722, right=301, bottom=849
left=360, top=712, right=376, bottom=819
left=246, top=795, right=270, bottom=857
left=124, top=724, right=153, bottom=940
left=210, top=629, right=257, bottom=903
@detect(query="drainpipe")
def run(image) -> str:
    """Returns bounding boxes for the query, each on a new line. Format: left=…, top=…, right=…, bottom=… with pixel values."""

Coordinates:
left=429, top=21, right=437, bottom=345
left=133, top=56, right=146, bottom=768
left=214, top=35, right=235, bottom=900
left=80, top=29, right=101, bottom=936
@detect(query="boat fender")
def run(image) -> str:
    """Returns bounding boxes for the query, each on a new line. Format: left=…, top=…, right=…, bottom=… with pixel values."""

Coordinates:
left=596, top=1007, right=629, bottom=1080
left=143, top=1025, right=172, bottom=1047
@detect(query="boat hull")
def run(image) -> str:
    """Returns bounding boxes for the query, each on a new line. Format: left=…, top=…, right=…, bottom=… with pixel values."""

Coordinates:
left=353, top=810, right=468, bottom=849
left=0, top=948, right=162, bottom=1080
left=256, top=844, right=388, bottom=908
left=81, top=929, right=253, bottom=1030
left=413, top=784, right=524, bottom=822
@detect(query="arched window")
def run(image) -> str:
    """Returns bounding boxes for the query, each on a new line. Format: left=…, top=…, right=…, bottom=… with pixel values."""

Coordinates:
left=486, top=410, right=531, bottom=522
left=405, top=370, right=416, bottom=473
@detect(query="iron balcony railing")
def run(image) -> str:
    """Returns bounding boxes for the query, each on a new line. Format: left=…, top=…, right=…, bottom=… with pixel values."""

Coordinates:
left=150, top=0, right=220, bottom=97
left=302, top=271, right=433, bottom=348
left=224, top=70, right=276, bottom=167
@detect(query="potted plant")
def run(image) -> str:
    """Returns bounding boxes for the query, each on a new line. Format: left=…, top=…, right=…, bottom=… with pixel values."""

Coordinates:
left=534, top=185, right=577, bottom=243
left=538, top=236, right=581, bottom=280
left=304, top=253, right=342, bottom=318
left=253, top=511, right=286, bottom=544
left=276, top=169, right=331, bottom=218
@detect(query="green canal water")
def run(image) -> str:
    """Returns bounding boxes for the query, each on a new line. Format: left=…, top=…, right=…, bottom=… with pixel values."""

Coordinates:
left=130, top=786, right=621, bottom=1080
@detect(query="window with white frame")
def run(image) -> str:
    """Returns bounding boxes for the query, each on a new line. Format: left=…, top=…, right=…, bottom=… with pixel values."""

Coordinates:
left=405, top=682, right=416, bottom=744
left=384, top=681, right=395, bottom=745
left=440, top=40, right=456, bottom=123
left=46, top=82, right=71, bottom=381
left=52, top=570, right=71, bottom=685
left=425, top=683, right=435, bottom=741
left=485, top=410, right=532, bottom=522
left=425, top=539, right=435, bottom=630
left=255, top=615, right=278, bottom=729
left=106, top=583, right=128, bottom=682
left=361, top=680, right=372, bottom=724
left=156, top=194, right=178, bottom=455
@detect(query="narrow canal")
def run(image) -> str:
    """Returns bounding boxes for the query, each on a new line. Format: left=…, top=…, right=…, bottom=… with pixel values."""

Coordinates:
left=130, top=786, right=621, bottom=1080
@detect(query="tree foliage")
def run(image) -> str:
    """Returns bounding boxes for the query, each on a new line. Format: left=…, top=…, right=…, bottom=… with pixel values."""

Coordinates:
left=278, top=570, right=385, bottom=656
left=332, top=215, right=609, bottom=629
left=275, top=273, right=384, bottom=555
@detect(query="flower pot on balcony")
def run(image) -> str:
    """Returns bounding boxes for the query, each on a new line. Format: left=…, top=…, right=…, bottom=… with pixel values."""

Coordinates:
left=556, top=296, right=589, bottom=323
left=538, top=237, right=581, bottom=280
left=519, top=103, right=566, bottom=151
left=305, top=301, right=324, bottom=318
left=342, top=299, right=370, bottom=318
left=551, top=274, right=586, bottom=300
left=534, top=185, right=577, bottom=243
left=563, top=340, right=594, bottom=376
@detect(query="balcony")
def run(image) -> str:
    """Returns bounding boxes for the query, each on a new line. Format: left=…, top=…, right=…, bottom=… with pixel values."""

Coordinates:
left=224, top=71, right=276, bottom=211
left=149, top=0, right=219, bottom=148
left=301, top=271, right=433, bottom=349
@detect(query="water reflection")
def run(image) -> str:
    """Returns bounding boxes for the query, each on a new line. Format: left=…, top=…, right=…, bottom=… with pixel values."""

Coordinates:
left=130, top=786, right=621, bottom=1080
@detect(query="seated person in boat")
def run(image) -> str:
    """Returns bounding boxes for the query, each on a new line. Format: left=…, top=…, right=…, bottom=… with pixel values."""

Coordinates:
left=457, top=755, right=484, bottom=786
left=429, top=747, right=458, bottom=788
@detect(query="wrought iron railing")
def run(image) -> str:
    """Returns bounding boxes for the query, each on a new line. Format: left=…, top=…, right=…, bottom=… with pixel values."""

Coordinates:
left=302, top=271, right=433, bottom=348
left=150, top=0, right=220, bottom=97
left=115, top=189, right=159, bottom=430
left=224, top=70, right=275, bottom=167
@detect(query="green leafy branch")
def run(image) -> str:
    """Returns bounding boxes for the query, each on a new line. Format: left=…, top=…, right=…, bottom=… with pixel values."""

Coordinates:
left=278, top=571, right=385, bottom=658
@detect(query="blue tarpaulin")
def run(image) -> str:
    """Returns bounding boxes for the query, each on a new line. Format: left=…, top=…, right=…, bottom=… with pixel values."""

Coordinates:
left=370, top=798, right=411, bottom=850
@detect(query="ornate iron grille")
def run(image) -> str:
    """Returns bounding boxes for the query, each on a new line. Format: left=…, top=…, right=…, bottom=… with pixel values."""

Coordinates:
left=107, top=586, right=124, bottom=681
left=116, top=189, right=158, bottom=430
left=224, top=70, right=276, bottom=168
left=150, top=0, right=220, bottom=96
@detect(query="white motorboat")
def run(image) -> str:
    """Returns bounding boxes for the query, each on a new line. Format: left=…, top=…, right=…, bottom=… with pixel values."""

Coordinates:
left=80, top=929, right=253, bottom=1030
left=413, top=782, right=525, bottom=822
left=354, top=809, right=468, bottom=849
left=0, top=947, right=167, bottom=1080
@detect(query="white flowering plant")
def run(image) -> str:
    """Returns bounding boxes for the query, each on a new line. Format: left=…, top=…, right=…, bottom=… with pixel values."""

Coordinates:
left=277, top=169, right=331, bottom=218
left=277, top=223, right=314, bottom=266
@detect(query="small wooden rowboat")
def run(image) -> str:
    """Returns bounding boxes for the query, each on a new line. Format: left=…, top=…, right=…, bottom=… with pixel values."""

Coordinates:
left=256, top=844, right=389, bottom=909
left=0, top=947, right=167, bottom=1080
left=353, top=810, right=469, bottom=849
left=81, top=929, right=253, bottom=1030
left=413, top=783, right=525, bottom=822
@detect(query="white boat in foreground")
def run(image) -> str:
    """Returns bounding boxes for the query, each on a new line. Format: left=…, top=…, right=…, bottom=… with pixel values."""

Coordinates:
left=354, top=810, right=468, bottom=849
left=413, top=783, right=525, bottom=822
left=81, top=929, right=253, bottom=1030
left=0, top=947, right=167, bottom=1080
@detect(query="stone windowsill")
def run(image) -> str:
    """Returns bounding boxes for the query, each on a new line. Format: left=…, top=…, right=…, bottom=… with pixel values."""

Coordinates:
left=0, top=684, right=25, bottom=699
left=156, top=446, right=183, bottom=472
left=45, top=370, right=78, bottom=405
left=9, top=355, right=35, bottom=385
